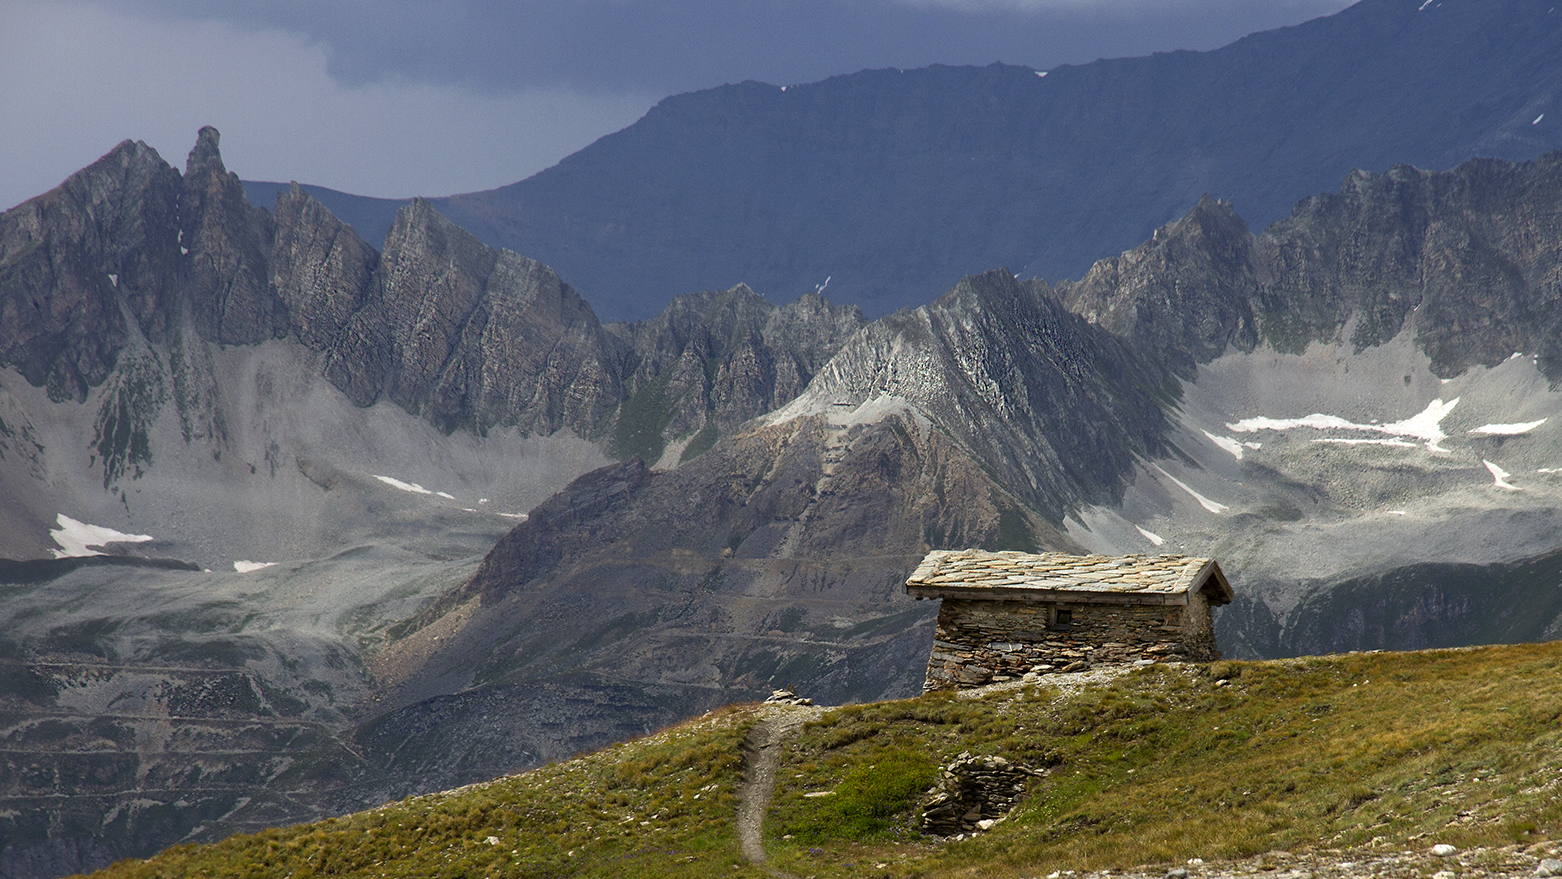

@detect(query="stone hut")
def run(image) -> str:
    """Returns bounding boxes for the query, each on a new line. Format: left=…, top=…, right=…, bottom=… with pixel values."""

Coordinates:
left=906, top=549, right=1233, bottom=690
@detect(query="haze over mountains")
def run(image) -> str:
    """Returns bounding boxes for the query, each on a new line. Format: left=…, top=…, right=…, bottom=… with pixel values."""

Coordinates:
left=247, top=0, right=1562, bottom=321
left=5, top=1, right=1562, bottom=877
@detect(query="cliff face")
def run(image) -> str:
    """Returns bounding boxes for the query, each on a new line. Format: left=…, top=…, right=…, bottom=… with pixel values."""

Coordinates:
left=1062, top=154, right=1562, bottom=383
left=1255, top=155, right=1562, bottom=378
left=317, top=199, right=625, bottom=436
left=0, top=139, right=180, bottom=401
left=0, top=130, right=867, bottom=462
left=179, top=127, right=285, bottom=345
left=783, top=269, right=1176, bottom=518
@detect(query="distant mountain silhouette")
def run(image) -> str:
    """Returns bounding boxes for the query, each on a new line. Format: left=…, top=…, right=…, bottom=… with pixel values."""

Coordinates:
left=245, top=0, right=1562, bottom=321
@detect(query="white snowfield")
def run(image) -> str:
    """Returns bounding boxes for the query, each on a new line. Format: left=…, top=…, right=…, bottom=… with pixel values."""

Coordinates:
left=1202, top=430, right=1252, bottom=459
left=49, top=514, right=153, bottom=559
left=1484, top=460, right=1521, bottom=491
left=374, top=475, right=434, bottom=495
left=1470, top=419, right=1547, bottom=436
left=233, top=560, right=277, bottom=573
left=374, top=473, right=534, bottom=520
left=1153, top=464, right=1229, bottom=514
left=1135, top=525, right=1165, bottom=546
left=1226, top=398, right=1460, bottom=452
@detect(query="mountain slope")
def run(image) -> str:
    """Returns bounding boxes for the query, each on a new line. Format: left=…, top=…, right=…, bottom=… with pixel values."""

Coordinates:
left=10, top=130, right=1562, bottom=878
left=83, top=642, right=1562, bottom=879
left=419, top=0, right=1562, bottom=319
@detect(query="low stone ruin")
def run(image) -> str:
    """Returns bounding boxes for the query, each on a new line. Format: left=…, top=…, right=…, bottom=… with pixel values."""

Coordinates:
left=920, top=752, right=1040, bottom=836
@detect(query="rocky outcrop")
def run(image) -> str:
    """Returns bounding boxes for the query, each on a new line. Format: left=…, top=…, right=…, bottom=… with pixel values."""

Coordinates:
left=178, top=127, right=284, bottom=345
left=1059, top=195, right=1260, bottom=377
left=270, top=182, right=379, bottom=351
left=605, top=285, right=865, bottom=462
left=1255, top=154, right=1562, bottom=378
left=1, top=130, right=869, bottom=456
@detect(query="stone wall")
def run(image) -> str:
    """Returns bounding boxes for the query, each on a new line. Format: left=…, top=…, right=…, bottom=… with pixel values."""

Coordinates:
left=923, top=595, right=1220, bottom=690
left=920, top=753, right=1039, bottom=837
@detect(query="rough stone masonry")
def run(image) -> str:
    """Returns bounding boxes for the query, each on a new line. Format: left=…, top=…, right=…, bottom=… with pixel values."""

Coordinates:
left=905, top=549, right=1233, bottom=690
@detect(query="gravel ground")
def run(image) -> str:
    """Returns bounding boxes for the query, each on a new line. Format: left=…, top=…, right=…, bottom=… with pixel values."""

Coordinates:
left=1031, top=843, right=1562, bottom=879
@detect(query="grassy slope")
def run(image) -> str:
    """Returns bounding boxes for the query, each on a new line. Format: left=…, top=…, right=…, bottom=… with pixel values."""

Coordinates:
left=84, top=643, right=1562, bottom=879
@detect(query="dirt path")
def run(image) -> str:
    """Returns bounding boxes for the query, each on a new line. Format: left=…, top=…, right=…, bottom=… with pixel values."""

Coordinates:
left=737, top=705, right=825, bottom=876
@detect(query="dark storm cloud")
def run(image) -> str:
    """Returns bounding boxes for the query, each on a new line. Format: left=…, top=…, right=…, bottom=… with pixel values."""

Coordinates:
left=120, top=0, right=1351, bottom=96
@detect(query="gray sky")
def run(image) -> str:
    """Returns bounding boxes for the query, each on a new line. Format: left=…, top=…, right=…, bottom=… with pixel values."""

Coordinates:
left=1, top=0, right=1353, bottom=211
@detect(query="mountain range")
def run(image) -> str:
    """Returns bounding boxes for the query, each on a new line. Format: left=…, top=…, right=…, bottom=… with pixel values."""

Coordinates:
left=246, top=0, right=1562, bottom=321
left=5, top=1, right=1562, bottom=876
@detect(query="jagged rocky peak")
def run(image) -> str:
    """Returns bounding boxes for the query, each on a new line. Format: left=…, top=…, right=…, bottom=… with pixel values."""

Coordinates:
left=1254, top=153, right=1562, bottom=377
left=1053, top=151, right=1562, bottom=383
left=178, top=126, right=285, bottom=344
left=332, top=196, right=624, bottom=437
left=270, top=182, right=379, bottom=350
left=791, top=268, right=1172, bottom=519
left=1059, top=195, right=1259, bottom=377
left=0, top=138, right=183, bottom=400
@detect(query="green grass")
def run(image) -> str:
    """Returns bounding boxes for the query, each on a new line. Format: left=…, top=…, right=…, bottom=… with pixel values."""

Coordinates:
left=609, top=374, right=677, bottom=464
left=86, top=706, right=767, bottom=879
left=766, top=644, right=1562, bottom=877
left=84, top=643, right=1562, bottom=879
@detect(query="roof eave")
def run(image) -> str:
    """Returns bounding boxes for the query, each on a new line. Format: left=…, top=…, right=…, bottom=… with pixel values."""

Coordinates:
left=904, top=584, right=1189, bottom=606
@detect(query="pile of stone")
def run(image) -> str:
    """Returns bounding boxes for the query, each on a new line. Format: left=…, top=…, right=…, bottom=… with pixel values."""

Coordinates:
left=921, top=752, right=1041, bottom=836
left=763, top=688, right=813, bottom=705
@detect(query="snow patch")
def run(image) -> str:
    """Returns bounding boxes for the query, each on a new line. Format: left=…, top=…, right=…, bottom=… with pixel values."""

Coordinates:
left=1136, top=525, right=1165, bottom=546
left=233, top=561, right=275, bottom=573
left=1226, top=398, right=1459, bottom=451
left=374, top=475, right=432, bottom=495
left=1536, top=114, right=1546, bottom=125
left=436, top=491, right=455, bottom=499
left=1202, top=430, right=1246, bottom=460
left=1153, top=465, right=1229, bottom=514
left=1484, top=459, right=1520, bottom=491
left=1035, top=70, right=1048, bottom=77
left=49, top=514, right=153, bottom=559
left=1312, top=438, right=1418, bottom=448
left=107, top=273, right=118, bottom=287
left=498, top=512, right=528, bottom=520
left=1470, top=419, right=1546, bottom=436
left=1388, top=510, right=1407, bottom=516
left=1418, top=0, right=1433, bottom=8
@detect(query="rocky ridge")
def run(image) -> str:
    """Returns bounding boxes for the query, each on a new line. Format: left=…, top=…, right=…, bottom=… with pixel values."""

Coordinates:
left=0, top=131, right=870, bottom=878
left=7, top=131, right=1562, bottom=878
left=0, top=129, right=869, bottom=559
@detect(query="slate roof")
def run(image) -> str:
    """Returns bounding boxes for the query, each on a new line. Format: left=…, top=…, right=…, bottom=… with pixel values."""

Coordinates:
left=904, top=549, right=1232, bottom=606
